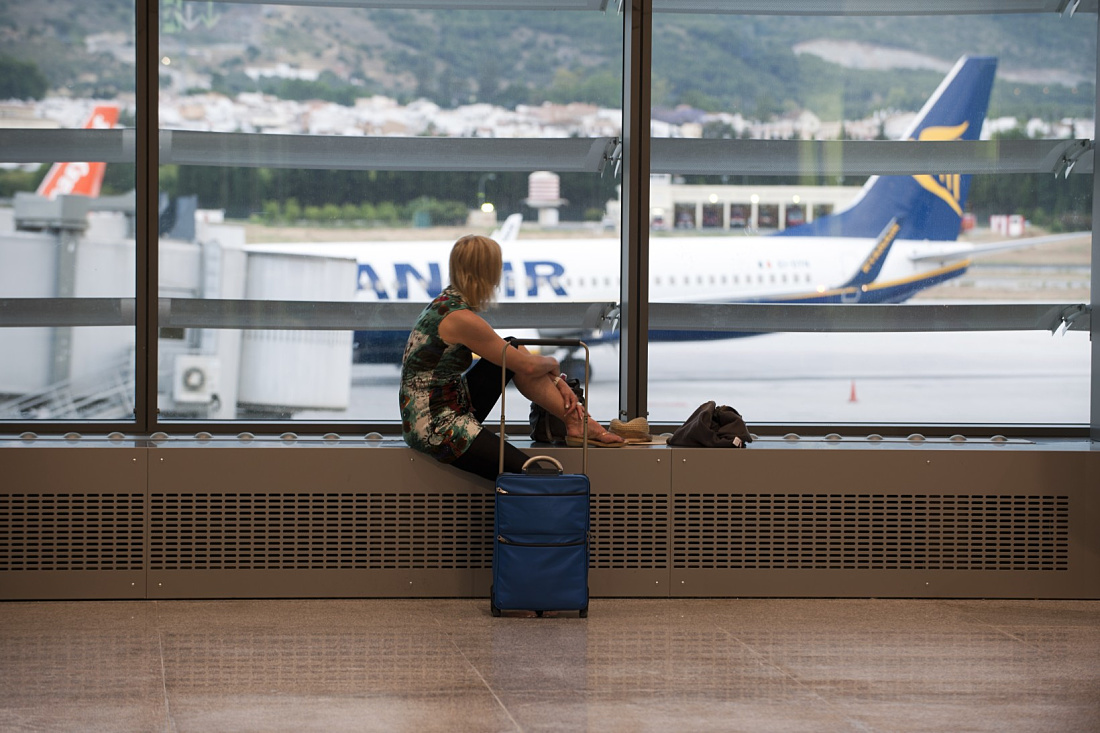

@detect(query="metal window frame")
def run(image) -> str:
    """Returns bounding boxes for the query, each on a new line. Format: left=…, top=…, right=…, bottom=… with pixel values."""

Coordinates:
left=0, top=297, right=1089, bottom=334
left=6, top=131, right=1094, bottom=178
left=0, top=0, right=1095, bottom=437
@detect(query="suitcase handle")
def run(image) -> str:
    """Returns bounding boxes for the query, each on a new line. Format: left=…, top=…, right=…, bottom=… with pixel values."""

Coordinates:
left=522, top=456, right=564, bottom=475
left=499, top=339, right=590, bottom=476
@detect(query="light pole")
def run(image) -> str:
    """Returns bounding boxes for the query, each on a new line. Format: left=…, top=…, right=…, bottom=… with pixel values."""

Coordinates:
left=477, top=173, right=497, bottom=212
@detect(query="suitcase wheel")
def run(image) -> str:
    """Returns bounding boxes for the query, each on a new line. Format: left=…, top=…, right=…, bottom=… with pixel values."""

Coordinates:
left=579, top=605, right=588, bottom=618
left=535, top=610, right=544, bottom=617
left=490, top=586, right=501, bottom=617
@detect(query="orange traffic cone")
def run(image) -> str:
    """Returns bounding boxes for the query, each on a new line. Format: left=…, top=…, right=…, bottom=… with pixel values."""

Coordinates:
left=849, top=380, right=858, bottom=403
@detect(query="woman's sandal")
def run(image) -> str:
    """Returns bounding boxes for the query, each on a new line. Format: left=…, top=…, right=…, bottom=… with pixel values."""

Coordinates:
left=565, top=433, right=626, bottom=448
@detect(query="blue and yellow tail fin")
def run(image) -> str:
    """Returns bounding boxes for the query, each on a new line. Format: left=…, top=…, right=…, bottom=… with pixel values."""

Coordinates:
left=777, top=56, right=997, bottom=242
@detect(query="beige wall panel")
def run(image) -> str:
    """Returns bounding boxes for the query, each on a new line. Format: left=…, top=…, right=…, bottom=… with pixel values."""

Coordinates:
left=2, top=441, right=1096, bottom=600
left=0, top=444, right=147, bottom=599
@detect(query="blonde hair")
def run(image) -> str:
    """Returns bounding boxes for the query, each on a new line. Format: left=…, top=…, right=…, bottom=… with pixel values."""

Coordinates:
left=449, top=235, right=502, bottom=311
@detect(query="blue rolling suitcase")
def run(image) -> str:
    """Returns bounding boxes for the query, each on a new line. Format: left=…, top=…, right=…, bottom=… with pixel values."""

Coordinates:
left=491, top=339, right=590, bottom=618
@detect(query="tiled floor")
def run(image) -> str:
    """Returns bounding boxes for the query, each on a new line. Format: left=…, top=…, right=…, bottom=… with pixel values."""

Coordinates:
left=0, top=598, right=1097, bottom=732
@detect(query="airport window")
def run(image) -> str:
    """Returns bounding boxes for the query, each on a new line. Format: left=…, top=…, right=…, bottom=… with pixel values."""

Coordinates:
left=645, top=6, right=1093, bottom=427
left=0, top=1, right=1095, bottom=436
left=153, top=3, right=623, bottom=427
left=702, top=203, right=722, bottom=228
left=674, top=203, right=696, bottom=229
left=730, top=204, right=749, bottom=228
left=0, top=0, right=137, bottom=424
left=757, top=204, right=779, bottom=231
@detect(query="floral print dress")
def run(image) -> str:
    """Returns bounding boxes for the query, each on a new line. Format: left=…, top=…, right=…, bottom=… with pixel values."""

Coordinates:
left=399, top=286, right=481, bottom=462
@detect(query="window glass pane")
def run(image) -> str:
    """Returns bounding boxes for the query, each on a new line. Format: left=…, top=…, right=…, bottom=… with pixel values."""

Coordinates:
left=648, top=11, right=1093, bottom=427
left=0, top=1, right=136, bottom=422
left=158, top=4, right=623, bottom=424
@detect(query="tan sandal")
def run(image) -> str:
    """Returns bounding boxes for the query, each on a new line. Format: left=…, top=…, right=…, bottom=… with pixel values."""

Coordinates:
left=610, top=417, right=652, bottom=442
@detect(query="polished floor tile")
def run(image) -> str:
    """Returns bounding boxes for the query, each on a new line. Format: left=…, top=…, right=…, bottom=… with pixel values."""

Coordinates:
left=0, top=599, right=1097, bottom=732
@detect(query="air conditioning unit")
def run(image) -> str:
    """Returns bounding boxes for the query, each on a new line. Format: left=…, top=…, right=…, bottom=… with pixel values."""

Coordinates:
left=173, top=355, right=220, bottom=404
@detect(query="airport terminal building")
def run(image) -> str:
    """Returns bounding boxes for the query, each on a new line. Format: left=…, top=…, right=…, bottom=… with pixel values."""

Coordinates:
left=1, top=2, right=1098, bottom=731
left=648, top=175, right=859, bottom=231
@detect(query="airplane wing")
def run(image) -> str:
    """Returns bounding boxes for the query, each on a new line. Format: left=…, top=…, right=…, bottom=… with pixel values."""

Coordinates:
left=908, top=231, right=1088, bottom=264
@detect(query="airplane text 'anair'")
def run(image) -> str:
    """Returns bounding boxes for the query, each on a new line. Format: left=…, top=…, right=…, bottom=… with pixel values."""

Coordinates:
left=357, top=261, right=568, bottom=300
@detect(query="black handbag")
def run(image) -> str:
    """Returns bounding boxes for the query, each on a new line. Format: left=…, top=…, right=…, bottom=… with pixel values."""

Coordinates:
left=529, top=377, right=584, bottom=443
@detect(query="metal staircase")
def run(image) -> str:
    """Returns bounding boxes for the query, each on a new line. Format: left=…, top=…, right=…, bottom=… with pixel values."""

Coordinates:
left=0, top=357, right=135, bottom=421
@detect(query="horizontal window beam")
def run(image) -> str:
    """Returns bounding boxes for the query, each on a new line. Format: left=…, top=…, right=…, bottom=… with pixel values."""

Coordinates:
left=0, top=129, right=136, bottom=164
left=0, top=299, right=615, bottom=331
left=0, top=130, right=618, bottom=173
left=653, top=0, right=1096, bottom=14
left=215, top=0, right=610, bottom=9
left=649, top=302, right=1091, bottom=334
left=160, top=132, right=619, bottom=173
left=1, top=298, right=1089, bottom=334
left=5, top=131, right=1091, bottom=178
left=169, top=0, right=1097, bottom=12
left=651, top=138, right=1095, bottom=177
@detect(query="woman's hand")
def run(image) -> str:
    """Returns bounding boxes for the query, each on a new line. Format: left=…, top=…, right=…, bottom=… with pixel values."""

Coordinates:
left=553, top=373, right=580, bottom=415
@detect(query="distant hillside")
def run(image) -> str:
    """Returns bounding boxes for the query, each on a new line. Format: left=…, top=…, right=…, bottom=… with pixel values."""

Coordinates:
left=4, top=3, right=1096, bottom=121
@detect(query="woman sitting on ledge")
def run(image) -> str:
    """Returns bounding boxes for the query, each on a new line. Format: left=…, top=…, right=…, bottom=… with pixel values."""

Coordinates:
left=399, top=234, right=623, bottom=482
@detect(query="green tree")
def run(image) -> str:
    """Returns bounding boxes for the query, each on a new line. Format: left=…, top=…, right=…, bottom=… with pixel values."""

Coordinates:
left=284, top=198, right=302, bottom=223
left=262, top=200, right=282, bottom=224
left=0, top=55, right=48, bottom=100
left=341, top=203, right=361, bottom=223
left=375, top=201, right=400, bottom=224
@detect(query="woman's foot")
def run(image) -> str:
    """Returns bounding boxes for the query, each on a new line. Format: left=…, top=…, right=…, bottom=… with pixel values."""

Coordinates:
left=564, top=407, right=625, bottom=445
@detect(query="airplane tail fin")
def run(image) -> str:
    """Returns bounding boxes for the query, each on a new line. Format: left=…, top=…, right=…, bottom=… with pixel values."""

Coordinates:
left=777, top=56, right=997, bottom=242
left=36, top=105, right=120, bottom=200
left=491, top=213, right=523, bottom=243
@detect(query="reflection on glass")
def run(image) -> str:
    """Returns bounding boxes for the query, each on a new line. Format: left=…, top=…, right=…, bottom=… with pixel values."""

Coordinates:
left=0, top=0, right=136, bottom=421
left=647, top=12, right=1093, bottom=426
left=158, top=5, right=623, bottom=422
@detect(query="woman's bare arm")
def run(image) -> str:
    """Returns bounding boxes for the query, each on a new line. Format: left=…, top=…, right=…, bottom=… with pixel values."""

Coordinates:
left=438, top=309, right=559, bottom=378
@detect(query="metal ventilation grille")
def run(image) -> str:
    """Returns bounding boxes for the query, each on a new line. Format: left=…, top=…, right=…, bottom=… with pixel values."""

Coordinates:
left=590, top=494, right=669, bottom=569
left=673, top=494, right=1070, bottom=571
left=0, top=494, right=146, bottom=571
left=150, top=493, right=494, bottom=571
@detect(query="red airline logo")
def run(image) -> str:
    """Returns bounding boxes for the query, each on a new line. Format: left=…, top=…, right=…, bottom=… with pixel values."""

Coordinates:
left=36, top=105, right=119, bottom=199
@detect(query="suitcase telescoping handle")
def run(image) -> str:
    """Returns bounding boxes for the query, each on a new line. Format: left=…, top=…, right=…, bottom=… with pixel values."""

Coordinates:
left=499, top=338, right=590, bottom=476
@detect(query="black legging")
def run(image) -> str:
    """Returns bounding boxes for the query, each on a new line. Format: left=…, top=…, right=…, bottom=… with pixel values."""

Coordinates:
left=450, top=337, right=532, bottom=482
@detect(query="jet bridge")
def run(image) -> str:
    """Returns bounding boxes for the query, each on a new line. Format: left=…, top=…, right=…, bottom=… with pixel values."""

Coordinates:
left=0, top=194, right=357, bottom=420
